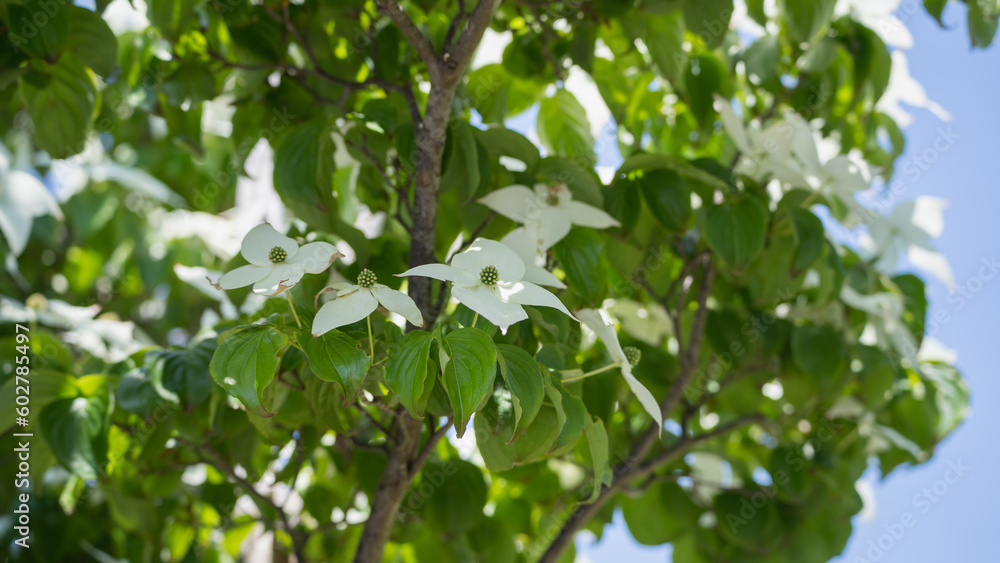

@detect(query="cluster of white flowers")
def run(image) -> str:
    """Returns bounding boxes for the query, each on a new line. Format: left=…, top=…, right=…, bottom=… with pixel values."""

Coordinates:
left=210, top=223, right=424, bottom=340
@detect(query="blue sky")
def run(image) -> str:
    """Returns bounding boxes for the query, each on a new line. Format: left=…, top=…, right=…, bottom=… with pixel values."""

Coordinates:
left=570, top=4, right=1000, bottom=562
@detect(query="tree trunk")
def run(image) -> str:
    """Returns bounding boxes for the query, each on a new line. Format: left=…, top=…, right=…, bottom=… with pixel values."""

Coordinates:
left=352, top=3, right=501, bottom=560
left=351, top=414, right=422, bottom=563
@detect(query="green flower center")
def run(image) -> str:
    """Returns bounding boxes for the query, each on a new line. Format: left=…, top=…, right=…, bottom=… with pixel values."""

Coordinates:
left=623, top=346, right=641, bottom=368
left=479, top=265, right=500, bottom=286
left=545, top=193, right=560, bottom=206
left=268, top=246, right=288, bottom=263
left=357, top=268, right=377, bottom=289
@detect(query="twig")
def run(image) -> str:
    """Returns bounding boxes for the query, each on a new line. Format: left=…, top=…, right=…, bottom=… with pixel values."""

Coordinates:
left=410, top=417, right=454, bottom=477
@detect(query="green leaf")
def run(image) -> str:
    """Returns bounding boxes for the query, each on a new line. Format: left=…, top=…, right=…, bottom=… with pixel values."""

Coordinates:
left=146, top=0, right=196, bottom=43
left=300, top=330, right=371, bottom=405
left=148, top=332, right=217, bottom=411
left=622, top=482, right=699, bottom=544
left=441, top=328, right=498, bottom=436
left=20, top=55, right=97, bottom=159
left=798, top=37, right=839, bottom=73
left=535, top=157, right=603, bottom=206
left=553, top=228, right=606, bottom=302
left=474, top=389, right=564, bottom=472
left=304, top=375, right=350, bottom=434
left=116, top=368, right=165, bottom=417
left=385, top=331, right=435, bottom=417
left=40, top=377, right=111, bottom=480
left=924, top=0, right=948, bottom=26
left=209, top=325, right=289, bottom=417
left=922, top=363, right=969, bottom=438
left=744, top=34, right=781, bottom=89
left=683, top=54, right=731, bottom=125
left=616, top=152, right=732, bottom=193
left=891, top=274, right=928, bottom=352
left=467, top=64, right=545, bottom=123
left=423, top=459, right=487, bottom=535
left=496, top=344, right=545, bottom=440
left=779, top=0, right=837, bottom=43
left=645, top=11, right=687, bottom=84
left=968, top=0, right=999, bottom=48
left=474, top=127, right=541, bottom=170
left=605, top=178, right=642, bottom=232
left=273, top=119, right=333, bottom=207
left=639, top=169, right=691, bottom=232
left=714, top=489, right=777, bottom=549
left=790, top=323, right=844, bottom=381
left=682, top=0, right=734, bottom=49
left=787, top=208, right=825, bottom=275
left=548, top=381, right=586, bottom=454
left=6, top=3, right=71, bottom=58
left=537, top=89, right=597, bottom=168
left=582, top=416, right=609, bottom=502
left=66, top=6, right=118, bottom=77
left=442, top=122, right=481, bottom=203
left=704, top=196, right=769, bottom=268
left=570, top=20, right=597, bottom=73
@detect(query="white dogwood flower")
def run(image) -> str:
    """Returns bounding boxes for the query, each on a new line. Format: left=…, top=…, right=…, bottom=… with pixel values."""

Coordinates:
left=312, top=269, right=423, bottom=336
left=714, top=96, right=806, bottom=186
left=0, top=136, right=63, bottom=257
left=868, top=196, right=954, bottom=290
left=399, top=238, right=574, bottom=334
left=576, top=308, right=663, bottom=433
left=840, top=285, right=917, bottom=365
left=500, top=225, right=565, bottom=289
left=0, top=295, right=146, bottom=362
left=209, top=223, right=342, bottom=296
left=785, top=113, right=872, bottom=207
left=478, top=183, right=619, bottom=250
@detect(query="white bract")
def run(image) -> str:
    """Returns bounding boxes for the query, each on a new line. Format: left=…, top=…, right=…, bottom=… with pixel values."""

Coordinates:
left=48, top=135, right=186, bottom=206
left=576, top=308, right=663, bottom=434
left=785, top=113, right=873, bottom=207
left=714, top=97, right=806, bottom=187
left=399, top=238, right=574, bottom=334
left=312, top=269, right=423, bottom=336
left=867, top=196, right=954, bottom=290
left=0, top=295, right=146, bottom=362
left=0, top=137, right=63, bottom=257
left=478, top=183, right=619, bottom=250
left=209, top=223, right=342, bottom=296
left=500, top=225, right=565, bottom=289
left=878, top=51, right=951, bottom=128
left=839, top=285, right=917, bottom=365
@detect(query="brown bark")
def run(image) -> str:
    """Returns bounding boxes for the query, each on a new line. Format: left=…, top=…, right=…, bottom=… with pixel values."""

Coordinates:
left=351, top=2, right=502, bottom=562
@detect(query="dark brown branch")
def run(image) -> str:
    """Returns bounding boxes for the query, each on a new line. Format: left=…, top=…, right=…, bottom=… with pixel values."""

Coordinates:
left=410, top=417, right=454, bottom=476
left=537, top=414, right=762, bottom=563
left=448, top=0, right=502, bottom=70
left=374, top=0, right=440, bottom=72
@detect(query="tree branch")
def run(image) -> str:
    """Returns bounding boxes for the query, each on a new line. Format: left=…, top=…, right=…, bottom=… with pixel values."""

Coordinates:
left=374, top=0, right=440, bottom=72
left=447, top=0, right=503, bottom=71
left=537, top=413, right=762, bottom=563
left=537, top=257, right=717, bottom=563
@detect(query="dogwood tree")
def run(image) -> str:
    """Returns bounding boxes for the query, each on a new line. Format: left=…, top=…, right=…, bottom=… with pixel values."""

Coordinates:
left=1, top=0, right=988, bottom=561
